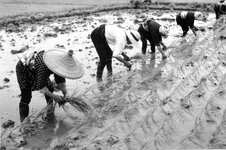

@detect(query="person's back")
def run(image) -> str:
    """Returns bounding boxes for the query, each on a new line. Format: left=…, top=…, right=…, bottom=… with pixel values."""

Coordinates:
left=91, top=24, right=142, bottom=81
left=104, top=25, right=126, bottom=48
left=176, top=11, right=203, bottom=37
left=177, top=11, right=195, bottom=26
left=221, top=4, right=226, bottom=13
left=146, top=19, right=162, bottom=44
left=214, top=1, right=226, bottom=19
left=138, top=19, right=169, bottom=59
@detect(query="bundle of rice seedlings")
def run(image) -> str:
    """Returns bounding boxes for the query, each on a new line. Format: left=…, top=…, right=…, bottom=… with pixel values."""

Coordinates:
left=60, top=97, right=92, bottom=117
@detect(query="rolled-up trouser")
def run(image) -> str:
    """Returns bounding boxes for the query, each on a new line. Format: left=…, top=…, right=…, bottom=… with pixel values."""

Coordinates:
left=18, top=86, right=54, bottom=122
left=91, top=24, right=113, bottom=80
left=19, top=89, right=31, bottom=122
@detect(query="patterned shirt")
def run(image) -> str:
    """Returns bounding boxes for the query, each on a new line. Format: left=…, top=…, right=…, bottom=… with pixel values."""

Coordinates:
left=16, top=51, right=65, bottom=91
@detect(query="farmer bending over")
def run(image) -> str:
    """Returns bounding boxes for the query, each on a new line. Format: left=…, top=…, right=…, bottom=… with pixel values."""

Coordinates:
left=176, top=11, right=204, bottom=37
left=214, top=1, right=226, bottom=19
left=138, top=19, right=169, bottom=59
left=16, top=49, right=84, bottom=122
left=91, top=24, right=143, bottom=81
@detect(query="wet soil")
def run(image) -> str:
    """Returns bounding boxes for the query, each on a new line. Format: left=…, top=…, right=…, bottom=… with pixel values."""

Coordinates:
left=1, top=2, right=226, bottom=149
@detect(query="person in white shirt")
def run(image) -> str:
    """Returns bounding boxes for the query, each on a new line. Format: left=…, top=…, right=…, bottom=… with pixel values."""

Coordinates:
left=91, top=24, right=143, bottom=81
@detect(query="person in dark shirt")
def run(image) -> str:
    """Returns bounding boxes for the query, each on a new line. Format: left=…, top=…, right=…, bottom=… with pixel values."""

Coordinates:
left=176, top=11, right=203, bottom=37
left=214, top=1, right=226, bottom=19
left=138, top=19, right=169, bottom=59
left=16, top=49, right=84, bottom=122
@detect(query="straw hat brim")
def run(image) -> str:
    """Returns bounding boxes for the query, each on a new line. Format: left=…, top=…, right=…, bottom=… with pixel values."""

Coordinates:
left=43, top=49, right=84, bottom=79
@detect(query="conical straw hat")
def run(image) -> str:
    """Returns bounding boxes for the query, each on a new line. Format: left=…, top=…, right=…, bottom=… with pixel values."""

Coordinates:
left=43, top=49, right=84, bottom=79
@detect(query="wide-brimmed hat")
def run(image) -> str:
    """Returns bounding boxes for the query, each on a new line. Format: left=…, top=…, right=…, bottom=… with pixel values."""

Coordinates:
left=223, top=1, right=226, bottom=5
left=159, top=25, right=170, bottom=37
left=194, top=11, right=204, bottom=21
left=125, top=30, right=141, bottom=48
left=43, top=49, right=84, bottom=79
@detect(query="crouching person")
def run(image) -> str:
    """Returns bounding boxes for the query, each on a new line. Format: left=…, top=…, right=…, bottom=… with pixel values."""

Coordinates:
left=16, top=49, right=84, bottom=122
left=91, top=24, right=143, bottom=82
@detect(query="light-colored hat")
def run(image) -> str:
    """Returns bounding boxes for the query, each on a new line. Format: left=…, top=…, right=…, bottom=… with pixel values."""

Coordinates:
left=43, top=49, right=84, bottom=79
left=125, top=30, right=141, bottom=48
left=194, top=11, right=204, bottom=21
left=223, top=1, right=226, bottom=5
left=159, top=25, right=170, bottom=36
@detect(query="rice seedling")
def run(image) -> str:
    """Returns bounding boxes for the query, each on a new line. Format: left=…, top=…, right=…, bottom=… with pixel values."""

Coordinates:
left=2, top=13, right=226, bottom=150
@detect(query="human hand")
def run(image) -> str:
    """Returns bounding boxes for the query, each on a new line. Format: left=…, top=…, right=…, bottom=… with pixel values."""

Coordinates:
left=162, top=45, right=167, bottom=51
left=63, top=93, right=70, bottom=101
left=55, top=82, right=67, bottom=95
left=194, top=35, right=198, bottom=41
left=121, top=52, right=130, bottom=61
left=53, top=95, right=64, bottom=103
left=52, top=80, right=60, bottom=92
left=162, top=54, right=167, bottom=60
left=124, top=61, right=132, bottom=69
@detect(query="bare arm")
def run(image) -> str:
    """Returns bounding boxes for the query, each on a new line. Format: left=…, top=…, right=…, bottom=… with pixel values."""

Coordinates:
left=157, top=44, right=167, bottom=58
left=40, top=87, right=63, bottom=103
left=56, top=82, right=67, bottom=96
left=190, top=27, right=197, bottom=36
left=113, top=55, right=132, bottom=69
left=113, top=34, right=132, bottom=69
left=159, top=41, right=167, bottom=51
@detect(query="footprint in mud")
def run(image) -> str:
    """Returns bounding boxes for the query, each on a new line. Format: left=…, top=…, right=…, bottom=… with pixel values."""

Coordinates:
left=103, top=105, right=124, bottom=119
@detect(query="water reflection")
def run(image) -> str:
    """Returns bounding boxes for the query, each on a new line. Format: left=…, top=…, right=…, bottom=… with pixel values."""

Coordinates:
left=23, top=113, right=72, bottom=149
left=141, top=53, right=156, bottom=76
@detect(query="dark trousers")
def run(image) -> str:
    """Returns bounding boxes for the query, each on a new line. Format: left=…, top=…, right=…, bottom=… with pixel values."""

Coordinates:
left=16, top=61, right=54, bottom=122
left=19, top=88, right=54, bottom=122
left=214, top=4, right=226, bottom=19
left=176, top=15, right=199, bottom=37
left=91, top=24, right=113, bottom=80
left=138, top=25, right=155, bottom=54
left=176, top=15, right=189, bottom=37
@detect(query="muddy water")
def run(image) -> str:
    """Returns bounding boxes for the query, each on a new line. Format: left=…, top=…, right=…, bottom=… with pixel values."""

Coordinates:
left=1, top=8, right=224, bottom=149
left=0, top=9, right=174, bottom=124
left=0, top=0, right=130, bottom=18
